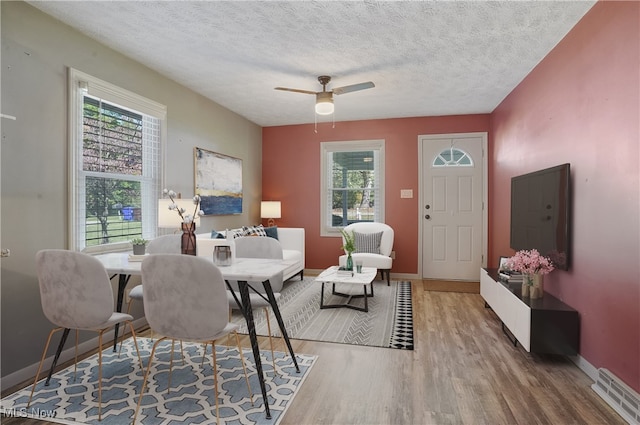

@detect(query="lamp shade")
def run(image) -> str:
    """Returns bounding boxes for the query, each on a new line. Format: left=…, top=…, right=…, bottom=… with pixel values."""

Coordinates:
left=260, top=201, right=281, bottom=219
left=315, top=92, right=334, bottom=115
left=158, top=199, right=201, bottom=229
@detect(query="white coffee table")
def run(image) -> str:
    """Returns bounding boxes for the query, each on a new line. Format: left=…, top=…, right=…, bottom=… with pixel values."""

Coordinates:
left=315, top=265, right=378, bottom=312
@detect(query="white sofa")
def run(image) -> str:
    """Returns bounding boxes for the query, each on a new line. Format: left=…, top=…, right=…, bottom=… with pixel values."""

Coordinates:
left=196, top=227, right=305, bottom=282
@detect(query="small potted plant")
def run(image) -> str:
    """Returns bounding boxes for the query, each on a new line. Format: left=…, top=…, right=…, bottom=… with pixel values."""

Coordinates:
left=130, top=238, right=148, bottom=255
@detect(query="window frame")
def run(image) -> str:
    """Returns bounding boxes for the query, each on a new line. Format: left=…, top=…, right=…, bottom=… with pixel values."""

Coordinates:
left=320, top=139, right=385, bottom=237
left=68, top=68, right=167, bottom=253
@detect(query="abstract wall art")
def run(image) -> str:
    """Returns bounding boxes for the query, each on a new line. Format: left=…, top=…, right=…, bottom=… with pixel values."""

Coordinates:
left=194, top=147, right=243, bottom=215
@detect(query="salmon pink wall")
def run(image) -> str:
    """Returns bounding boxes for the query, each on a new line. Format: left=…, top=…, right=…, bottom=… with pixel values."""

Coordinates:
left=262, top=115, right=489, bottom=274
left=490, top=1, right=639, bottom=391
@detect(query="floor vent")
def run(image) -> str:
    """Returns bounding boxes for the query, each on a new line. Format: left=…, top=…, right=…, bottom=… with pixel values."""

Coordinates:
left=592, top=368, right=640, bottom=425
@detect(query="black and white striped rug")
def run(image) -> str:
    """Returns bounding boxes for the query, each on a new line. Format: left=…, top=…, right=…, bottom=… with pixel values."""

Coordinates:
left=233, top=278, right=414, bottom=350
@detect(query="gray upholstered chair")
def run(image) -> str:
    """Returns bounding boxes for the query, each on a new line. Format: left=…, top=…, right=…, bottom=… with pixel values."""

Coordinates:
left=126, top=234, right=182, bottom=314
left=338, top=222, right=395, bottom=285
left=29, top=249, right=142, bottom=421
left=134, top=254, right=253, bottom=425
left=227, top=236, right=284, bottom=374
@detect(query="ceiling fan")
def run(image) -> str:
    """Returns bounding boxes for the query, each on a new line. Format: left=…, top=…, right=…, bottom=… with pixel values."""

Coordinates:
left=275, top=76, right=375, bottom=115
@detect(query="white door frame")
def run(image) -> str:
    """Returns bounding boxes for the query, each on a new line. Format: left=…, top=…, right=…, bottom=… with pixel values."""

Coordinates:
left=417, top=132, right=488, bottom=279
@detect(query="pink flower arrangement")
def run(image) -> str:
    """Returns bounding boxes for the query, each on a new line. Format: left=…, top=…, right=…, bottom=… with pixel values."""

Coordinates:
left=506, top=249, right=555, bottom=275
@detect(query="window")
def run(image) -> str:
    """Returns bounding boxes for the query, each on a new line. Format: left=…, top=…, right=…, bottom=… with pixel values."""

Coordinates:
left=432, top=147, right=473, bottom=167
left=69, top=69, right=166, bottom=252
left=320, top=140, right=385, bottom=236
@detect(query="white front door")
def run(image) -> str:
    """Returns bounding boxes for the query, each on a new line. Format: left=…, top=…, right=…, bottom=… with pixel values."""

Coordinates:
left=420, top=133, right=486, bottom=280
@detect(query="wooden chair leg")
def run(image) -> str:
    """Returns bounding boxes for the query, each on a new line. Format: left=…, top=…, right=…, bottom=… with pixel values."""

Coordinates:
left=74, top=329, right=79, bottom=381
left=127, top=322, right=144, bottom=370
left=211, top=341, right=221, bottom=425
left=118, top=299, right=135, bottom=355
left=168, top=339, right=176, bottom=393
left=201, top=342, right=209, bottom=367
left=264, top=308, right=277, bottom=375
left=97, top=330, right=105, bottom=421
left=133, top=337, right=166, bottom=424
left=28, top=327, right=62, bottom=408
left=234, top=331, right=254, bottom=405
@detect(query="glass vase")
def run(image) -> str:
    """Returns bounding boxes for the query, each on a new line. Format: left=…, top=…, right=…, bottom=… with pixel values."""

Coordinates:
left=181, top=222, right=197, bottom=256
left=346, top=253, right=353, bottom=271
left=529, top=273, right=544, bottom=299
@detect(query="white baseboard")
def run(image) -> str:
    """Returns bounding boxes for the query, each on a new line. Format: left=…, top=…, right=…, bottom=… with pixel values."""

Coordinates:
left=569, top=353, right=599, bottom=382
left=392, top=272, right=420, bottom=280
left=1, top=317, right=147, bottom=390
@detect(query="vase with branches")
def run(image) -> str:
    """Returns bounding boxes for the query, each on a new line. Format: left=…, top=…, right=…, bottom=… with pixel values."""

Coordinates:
left=163, top=189, right=204, bottom=255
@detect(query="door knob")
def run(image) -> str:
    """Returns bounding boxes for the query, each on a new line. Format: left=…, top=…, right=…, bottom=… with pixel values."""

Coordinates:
left=425, top=214, right=431, bottom=220
left=425, top=204, right=431, bottom=209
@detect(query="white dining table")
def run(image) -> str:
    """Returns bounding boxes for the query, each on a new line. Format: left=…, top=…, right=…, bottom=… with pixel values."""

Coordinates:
left=46, top=252, right=299, bottom=420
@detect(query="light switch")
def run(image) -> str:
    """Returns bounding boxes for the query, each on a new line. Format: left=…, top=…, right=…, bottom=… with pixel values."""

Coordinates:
left=400, top=189, right=413, bottom=199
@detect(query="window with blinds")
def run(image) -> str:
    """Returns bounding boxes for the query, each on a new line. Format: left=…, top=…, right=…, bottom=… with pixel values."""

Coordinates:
left=320, top=140, right=385, bottom=235
left=69, top=69, right=165, bottom=252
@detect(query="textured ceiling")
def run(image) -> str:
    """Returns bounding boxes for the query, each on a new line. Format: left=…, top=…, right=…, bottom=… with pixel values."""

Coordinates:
left=27, top=1, right=596, bottom=127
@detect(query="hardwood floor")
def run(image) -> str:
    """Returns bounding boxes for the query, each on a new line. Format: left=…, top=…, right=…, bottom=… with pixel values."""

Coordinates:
left=423, top=278, right=480, bottom=293
left=2, top=280, right=623, bottom=424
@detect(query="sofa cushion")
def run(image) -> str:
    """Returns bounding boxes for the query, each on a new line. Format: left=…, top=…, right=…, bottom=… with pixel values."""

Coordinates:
left=264, top=226, right=279, bottom=240
left=239, top=225, right=267, bottom=237
left=354, top=231, right=383, bottom=254
left=282, top=249, right=301, bottom=263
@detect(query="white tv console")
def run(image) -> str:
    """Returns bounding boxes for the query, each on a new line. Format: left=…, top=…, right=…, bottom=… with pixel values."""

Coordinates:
left=480, top=268, right=579, bottom=355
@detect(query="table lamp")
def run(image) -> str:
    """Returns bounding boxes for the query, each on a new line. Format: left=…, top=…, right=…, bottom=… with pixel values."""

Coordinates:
left=260, top=201, right=281, bottom=227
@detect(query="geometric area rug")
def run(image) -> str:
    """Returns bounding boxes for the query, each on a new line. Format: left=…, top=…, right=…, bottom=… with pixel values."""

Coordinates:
left=1, top=337, right=316, bottom=425
left=232, top=279, right=414, bottom=350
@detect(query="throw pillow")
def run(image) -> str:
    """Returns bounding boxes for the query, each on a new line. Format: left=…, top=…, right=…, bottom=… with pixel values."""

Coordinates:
left=210, top=230, right=225, bottom=239
left=354, top=231, right=383, bottom=254
left=240, top=225, right=268, bottom=237
left=264, top=226, right=279, bottom=240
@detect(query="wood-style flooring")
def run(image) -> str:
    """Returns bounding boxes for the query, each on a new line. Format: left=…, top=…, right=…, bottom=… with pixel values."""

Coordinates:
left=2, top=280, right=624, bottom=425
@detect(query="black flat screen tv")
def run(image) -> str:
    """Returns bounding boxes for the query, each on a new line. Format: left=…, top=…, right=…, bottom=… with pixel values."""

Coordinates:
left=510, top=163, right=570, bottom=270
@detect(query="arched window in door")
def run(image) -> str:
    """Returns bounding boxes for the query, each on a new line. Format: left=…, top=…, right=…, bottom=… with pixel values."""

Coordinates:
left=433, top=147, right=473, bottom=167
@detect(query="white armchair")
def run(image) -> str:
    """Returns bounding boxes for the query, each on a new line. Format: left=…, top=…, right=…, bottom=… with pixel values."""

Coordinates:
left=338, top=222, right=394, bottom=285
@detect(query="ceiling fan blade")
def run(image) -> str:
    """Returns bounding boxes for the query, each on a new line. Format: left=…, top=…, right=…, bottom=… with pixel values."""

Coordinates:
left=274, top=87, right=317, bottom=95
left=332, top=81, right=375, bottom=95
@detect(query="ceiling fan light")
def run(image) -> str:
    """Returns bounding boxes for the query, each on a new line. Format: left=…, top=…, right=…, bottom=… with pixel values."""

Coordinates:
left=315, top=92, right=334, bottom=115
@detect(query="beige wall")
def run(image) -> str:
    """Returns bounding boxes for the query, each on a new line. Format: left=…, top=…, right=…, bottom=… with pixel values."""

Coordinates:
left=0, top=1, right=262, bottom=384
